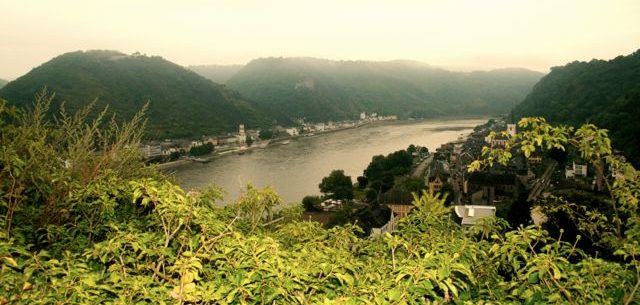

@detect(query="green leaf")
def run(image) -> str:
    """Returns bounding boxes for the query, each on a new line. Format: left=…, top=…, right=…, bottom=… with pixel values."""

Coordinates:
left=387, top=288, right=402, bottom=301
left=2, top=257, right=17, bottom=268
left=438, top=266, right=450, bottom=279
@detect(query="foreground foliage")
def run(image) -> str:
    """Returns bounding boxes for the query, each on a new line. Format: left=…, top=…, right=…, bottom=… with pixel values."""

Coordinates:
left=0, top=96, right=638, bottom=304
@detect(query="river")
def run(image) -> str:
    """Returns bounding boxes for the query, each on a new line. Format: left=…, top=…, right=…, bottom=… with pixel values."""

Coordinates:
left=169, top=117, right=488, bottom=204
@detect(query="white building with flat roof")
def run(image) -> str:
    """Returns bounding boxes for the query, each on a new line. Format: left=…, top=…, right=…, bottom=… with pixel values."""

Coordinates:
left=285, top=128, right=299, bottom=137
left=454, top=205, right=496, bottom=226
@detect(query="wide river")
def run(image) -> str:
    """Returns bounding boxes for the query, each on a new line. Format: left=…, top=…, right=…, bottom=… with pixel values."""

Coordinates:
left=170, top=117, right=488, bottom=204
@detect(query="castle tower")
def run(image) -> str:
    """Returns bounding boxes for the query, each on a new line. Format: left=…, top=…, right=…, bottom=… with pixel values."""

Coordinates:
left=507, top=124, right=516, bottom=137
left=238, top=124, right=246, bottom=144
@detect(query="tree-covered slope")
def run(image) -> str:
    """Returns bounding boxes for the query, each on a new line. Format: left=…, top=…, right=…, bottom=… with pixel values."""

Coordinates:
left=0, top=78, right=7, bottom=89
left=188, top=64, right=243, bottom=84
left=0, top=50, right=271, bottom=139
left=514, top=49, right=640, bottom=165
left=226, top=57, right=543, bottom=122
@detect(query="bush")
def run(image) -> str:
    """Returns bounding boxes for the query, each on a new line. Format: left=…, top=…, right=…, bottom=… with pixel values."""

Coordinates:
left=189, top=142, right=214, bottom=156
left=302, top=195, right=322, bottom=212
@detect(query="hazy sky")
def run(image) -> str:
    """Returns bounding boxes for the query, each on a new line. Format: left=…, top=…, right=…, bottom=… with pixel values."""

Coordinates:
left=1, top=0, right=639, bottom=79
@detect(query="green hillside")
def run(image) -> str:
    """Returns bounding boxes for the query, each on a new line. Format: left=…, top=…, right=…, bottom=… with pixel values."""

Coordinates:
left=188, top=64, right=243, bottom=84
left=225, top=57, right=544, bottom=122
left=0, top=50, right=271, bottom=139
left=0, top=78, right=7, bottom=89
left=514, top=49, right=640, bottom=165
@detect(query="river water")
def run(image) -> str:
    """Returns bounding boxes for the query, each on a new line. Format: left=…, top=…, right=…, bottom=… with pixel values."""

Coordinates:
left=170, top=117, right=487, bottom=204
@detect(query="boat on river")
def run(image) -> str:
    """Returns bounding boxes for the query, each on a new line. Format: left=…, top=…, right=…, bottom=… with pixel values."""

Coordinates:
left=190, top=156, right=212, bottom=163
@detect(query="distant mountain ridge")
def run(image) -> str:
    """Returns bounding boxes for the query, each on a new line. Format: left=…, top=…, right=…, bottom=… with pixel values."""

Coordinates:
left=0, top=78, right=7, bottom=89
left=188, top=64, right=243, bottom=84
left=0, top=50, right=271, bottom=139
left=514, top=49, right=640, bottom=165
left=214, top=57, right=543, bottom=122
left=1, top=51, right=544, bottom=140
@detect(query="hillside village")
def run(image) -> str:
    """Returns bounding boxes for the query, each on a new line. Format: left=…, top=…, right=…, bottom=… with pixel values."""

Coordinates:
left=403, top=118, right=620, bottom=229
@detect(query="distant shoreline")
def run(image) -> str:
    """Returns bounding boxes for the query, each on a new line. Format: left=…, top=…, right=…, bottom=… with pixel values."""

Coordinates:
left=159, top=116, right=493, bottom=171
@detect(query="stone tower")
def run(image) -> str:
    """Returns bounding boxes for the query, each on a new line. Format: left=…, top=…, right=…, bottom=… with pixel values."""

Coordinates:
left=507, top=124, right=516, bottom=137
left=238, top=124, right=246, bottom=144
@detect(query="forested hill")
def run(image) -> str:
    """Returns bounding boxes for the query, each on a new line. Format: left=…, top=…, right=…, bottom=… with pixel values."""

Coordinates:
left=223, top=57, right=543, bottom=122
left=0, top=50, right=271, bottom=139
left=188, top=64, right=243, bottom=84
left=514, top=49, right=640, bottom=165
left=0, top=78, right=7, bottom=89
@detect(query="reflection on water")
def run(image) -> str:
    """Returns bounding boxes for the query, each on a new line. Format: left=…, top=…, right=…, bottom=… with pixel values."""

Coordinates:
left=170, top=117, right=487, bottom=204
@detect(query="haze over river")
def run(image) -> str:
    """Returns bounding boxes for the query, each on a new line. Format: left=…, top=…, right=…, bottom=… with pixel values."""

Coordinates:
left=171, top=118, right=488, bottom=204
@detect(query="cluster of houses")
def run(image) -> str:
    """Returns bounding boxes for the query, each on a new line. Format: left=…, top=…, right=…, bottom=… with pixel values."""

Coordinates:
left=295, top=112, right=397, bottom=135
left=319, top=199, right=345, bottom=212
left=429, top=119, right=608, bottom=226
left=360, top=112, right=398, bottom=121
left=140, top=124, right=256, bottom=159
left=376, top=117, right=609, bottom=233
left=432, top=120, right=535, bottom=225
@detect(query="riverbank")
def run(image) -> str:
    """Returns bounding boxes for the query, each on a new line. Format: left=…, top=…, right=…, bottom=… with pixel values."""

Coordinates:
left=158, top=121, right=373, bottom=171
left=156, top=159, right=191, bottom=170
left=267, top=120, right=371, bottom=144
left=157, top=140, right=271, bottom=170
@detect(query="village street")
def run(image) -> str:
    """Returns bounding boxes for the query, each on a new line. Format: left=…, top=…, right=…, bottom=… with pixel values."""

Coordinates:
left=412, top=154, right=434, bottom=178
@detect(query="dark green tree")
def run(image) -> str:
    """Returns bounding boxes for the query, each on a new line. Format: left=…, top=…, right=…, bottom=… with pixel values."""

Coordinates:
left=356, top=176, right=368, bottom=189
left=419, top=146, right=429, bottom=155
left=547, top=147, right=568, bottom=165
left=364, top=149, right=413, bottom=194
left=506, top=192, right=532, bottom=228
left=319, top=170, right=353, bottom=200
left=189, top=143, right=214, bottom=156
left=440, top=182, right=455, bottom=206
left=301, top=195, right=322, bottom=212
left=402, top=176, right=426, bottom=194
left=259, top=129, right=273, bottom=140
left=407, top=144, right=417, bottom=154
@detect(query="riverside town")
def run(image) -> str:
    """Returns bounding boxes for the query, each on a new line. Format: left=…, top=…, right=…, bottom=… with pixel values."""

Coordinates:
left=141, top=112, right=397, bottom=167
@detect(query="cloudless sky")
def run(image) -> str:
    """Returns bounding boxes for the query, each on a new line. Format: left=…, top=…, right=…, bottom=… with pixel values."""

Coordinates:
left=1, top=0, right=639, bottom=79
